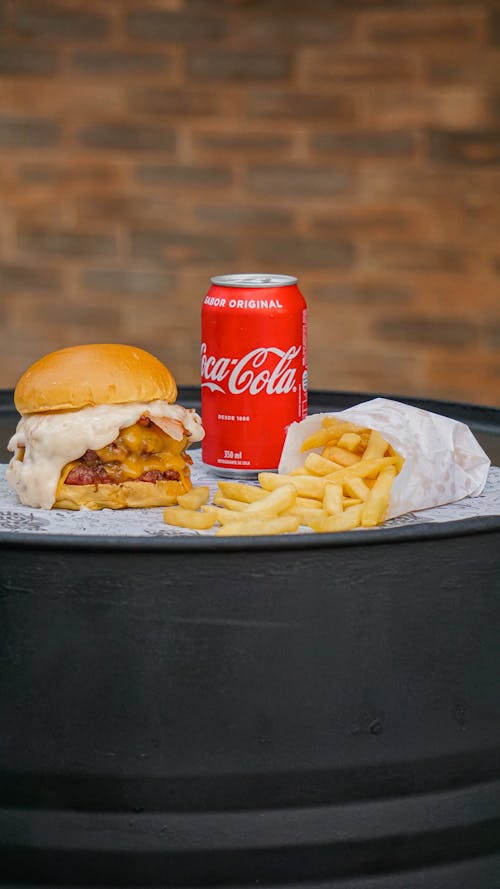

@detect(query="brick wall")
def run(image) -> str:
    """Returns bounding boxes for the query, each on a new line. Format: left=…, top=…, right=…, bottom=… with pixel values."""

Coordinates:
left=0, top=0, right=499, bottom=406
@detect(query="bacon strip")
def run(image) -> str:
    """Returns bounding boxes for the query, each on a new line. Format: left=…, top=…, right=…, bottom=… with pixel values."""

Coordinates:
left=144, top=413, right=186, bottom=441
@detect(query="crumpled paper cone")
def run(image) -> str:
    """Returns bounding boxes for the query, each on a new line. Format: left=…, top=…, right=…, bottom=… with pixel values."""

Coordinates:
left=279, top=398, right=491, bottom=520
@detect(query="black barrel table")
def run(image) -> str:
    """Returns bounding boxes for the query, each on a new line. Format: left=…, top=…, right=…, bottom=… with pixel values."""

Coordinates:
left=1, top=389, right=499, bottom=888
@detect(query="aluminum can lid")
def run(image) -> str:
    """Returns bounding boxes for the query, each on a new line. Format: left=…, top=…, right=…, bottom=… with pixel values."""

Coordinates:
left=210, top=273, right=298, bottom=288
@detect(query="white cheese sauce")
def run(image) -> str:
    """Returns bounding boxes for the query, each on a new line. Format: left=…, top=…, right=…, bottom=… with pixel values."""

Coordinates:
left=7, top=400, right=204, bottom=509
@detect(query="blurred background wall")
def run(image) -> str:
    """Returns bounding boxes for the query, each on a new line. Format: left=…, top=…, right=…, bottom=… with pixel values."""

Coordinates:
left=0, top=0, right=499, bottom=405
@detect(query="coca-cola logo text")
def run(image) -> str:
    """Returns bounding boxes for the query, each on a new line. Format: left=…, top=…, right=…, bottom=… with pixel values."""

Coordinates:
left=201, top=343, right=301, bottom=396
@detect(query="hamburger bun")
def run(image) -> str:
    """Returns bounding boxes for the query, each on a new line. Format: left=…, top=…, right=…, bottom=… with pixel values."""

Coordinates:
left=15, top=343, right=177, bottom=415
left=7, top=343, right=204, bottom=511
left=54, top=477, right=189, bottom=511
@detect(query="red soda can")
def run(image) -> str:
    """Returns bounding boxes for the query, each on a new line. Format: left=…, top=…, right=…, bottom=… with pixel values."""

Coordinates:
left=201, top=273, right=308, bottom=476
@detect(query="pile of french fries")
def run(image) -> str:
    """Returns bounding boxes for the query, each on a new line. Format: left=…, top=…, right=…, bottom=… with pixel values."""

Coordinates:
left=163, top=416, right=404, bottom=536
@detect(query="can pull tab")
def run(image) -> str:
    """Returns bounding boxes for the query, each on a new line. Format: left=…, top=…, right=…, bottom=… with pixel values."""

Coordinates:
left=210, top=273, right=298, bottom=288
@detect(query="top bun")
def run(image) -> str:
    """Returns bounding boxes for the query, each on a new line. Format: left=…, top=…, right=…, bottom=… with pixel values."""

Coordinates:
left=15, top=343, right=178, bottom=415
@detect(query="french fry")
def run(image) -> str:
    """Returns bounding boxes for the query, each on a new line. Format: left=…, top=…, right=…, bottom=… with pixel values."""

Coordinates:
left=296, top=496, right=322, bottom=509
left=323, top=481, right=343, bottom=516
left=201, top=504, right=242, bottom=524
left=163, top=506, right=216, bottom=530
left=321, top=445, right=361, bottom=467
left=303, top=452, right=344, bottom=475
left=300, top=427, right=334, bottom=452
left=363, top=429, right=390, bottom=461
left=216, top=480, right=266, bottom=503
left=344, top=477, right=370, bottom=502
left=289, top=505, right=327, bottom=525
left=321, top=417, right=365, bottom=435
left=328, top=503, right=365, bottom=532
left=216, top=515, right=300, bottom=537
left=308, top=504, right=364, bottom=533
left=177, top=485, right=210, bottom=510
left=213, top=493, right=248, bottom=511
left=258, top=472, right=326, bottom=500
left=388, top=444, right=405, bottom=473
left=336, top=432, right=362, bottom=452
left=357, top=431, right=372, bottom=453
left=361, top=466, right=397, bottom=527
left=244, top=483, right=296, bottom=517
left=325, top=455, right=399, bottom=485
left=287, top=466, right=314, bottom=476
left=342, top=498, right=363, bottom=508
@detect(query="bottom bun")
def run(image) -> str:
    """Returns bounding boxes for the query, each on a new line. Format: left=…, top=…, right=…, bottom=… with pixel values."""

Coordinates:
left=54, top=478, right=190, bottom=511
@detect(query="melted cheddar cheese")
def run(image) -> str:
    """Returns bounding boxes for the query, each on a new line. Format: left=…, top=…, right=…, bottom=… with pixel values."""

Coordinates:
left=59, top=421, right=189, bottom=485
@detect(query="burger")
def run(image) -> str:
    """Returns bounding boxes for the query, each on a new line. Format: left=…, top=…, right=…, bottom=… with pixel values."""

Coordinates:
left=7, top=343, right=204, bottom=510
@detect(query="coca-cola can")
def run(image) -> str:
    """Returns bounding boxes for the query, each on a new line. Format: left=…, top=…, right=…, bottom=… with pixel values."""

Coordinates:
left=201, top=273, right=308, bottom=476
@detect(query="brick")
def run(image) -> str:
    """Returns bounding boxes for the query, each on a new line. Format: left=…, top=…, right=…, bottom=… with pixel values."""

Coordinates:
left=428, top=129, right=500, bottom=166
left=186, top=52, right=290, bottom=81
left=247, top=165, right=352, bottom=197
left=299, top=50, right=417, bottom=85
left=3, top=194, right=63, bottom=225
left=12, top=4, right=110, bottom=39
left=1, top=77, right=123, bottom=119
left=82, top=269, right=174, bottom=297
left=250, top=236, right=355, bottom=269
left=72, top=51, right=171, bottom=76
left=247, top=90, right=354, bottom=121
left=359, top=168, right=500, bottom=205
left=370, top=243, right=466, bottom=274
left=128, top=88, right=219, bottom=117
left=311, top=130, right=416, bottom=158
left=491, top=94, right=500, bottom=121
left=194, top=204, right=293, bottom=231
left=361, top=88, right=486, bottom=129
left=135, top=164, right=232, bottom=189
left=243, top=10, right=353, bottom=45
left=0, top=115, right=60, bottom=147
left=491, top=9, right=500, bottom=46
left=78, top=123, right=175, bottom=153
left=425, top=51, right=487, bottom=87
left=365, top=9, right=484, bottom=45
left=311, top=281, right=413, bottom=304
left=131, top=230, right=237, bottom=265
left=192, top=130, right=292, bottom=154
left=0, top=263, right=61, bottom=295
left=0, top=46, right=57, bottom=75
left=18, top=229, right=116, bottom=259
left=373, top=316, right=477, bottom=348
left=312, top=209, right=414, bottom=238
left=0, top=81, right=123, bottom=117
left=77, top=195, right=181, bottom=225
left=127, top=11, right=226, bottom=41
left=18, top=162, right=124, bottom=185
left=484, top=323, right=500, bottom=351
left=10, top=297, right=120, bottom=329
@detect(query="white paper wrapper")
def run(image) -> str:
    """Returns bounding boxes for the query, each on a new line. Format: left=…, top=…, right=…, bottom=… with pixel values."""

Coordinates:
left=278, top=398, right=491, bottom=519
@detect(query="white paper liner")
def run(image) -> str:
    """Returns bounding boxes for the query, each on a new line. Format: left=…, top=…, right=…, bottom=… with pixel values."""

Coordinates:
left=1, top=454, right=499, bottom=540
left=279, top=398, right=491, bottom=519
